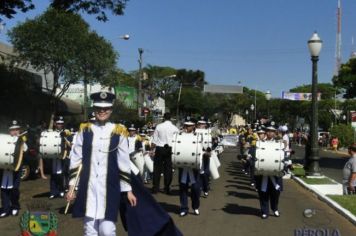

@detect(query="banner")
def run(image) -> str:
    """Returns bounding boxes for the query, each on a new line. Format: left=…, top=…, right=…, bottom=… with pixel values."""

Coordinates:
left=114, top=86, right=137, bottom=109
left=351, top=111, right=356, bottom=129
left=282, top=92, right=321, bottom=101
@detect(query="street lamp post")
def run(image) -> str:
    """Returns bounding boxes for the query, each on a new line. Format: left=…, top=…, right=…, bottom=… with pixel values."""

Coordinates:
left=250, top=104, right=255, bottom=123
left=137, top=48, right=144, bottom=118
left=307, top=32, right=323, bottom=176
left=245, top=110, right=249, bottom=124
left=265, top=90, right=271, bottom=118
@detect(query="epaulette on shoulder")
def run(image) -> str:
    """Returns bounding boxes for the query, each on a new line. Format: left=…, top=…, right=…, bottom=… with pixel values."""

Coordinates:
left=63, top=129, right=72, bottom=136
left=79, top=122, right=92, bottom=132
left=113, top=124, right=129, bottom=137
left=21, top=135, right=27, bottom=142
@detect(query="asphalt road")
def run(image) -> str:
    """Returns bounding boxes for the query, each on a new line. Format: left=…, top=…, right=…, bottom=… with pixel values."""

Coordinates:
left=0, top=148, right=354, bottom=235
left=291, top=144, right=349, bottom=183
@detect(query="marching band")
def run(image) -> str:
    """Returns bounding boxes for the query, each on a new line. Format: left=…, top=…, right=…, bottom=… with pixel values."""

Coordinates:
left=0, top=89, right=295, bottom=235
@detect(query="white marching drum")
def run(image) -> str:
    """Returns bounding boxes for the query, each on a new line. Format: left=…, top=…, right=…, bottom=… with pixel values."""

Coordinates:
left=130, top=151, right=145, bottom=175
left=209, top=157, right=220, bottom=180
left=255, top=140, right=285, bottom=176
left=171, top=132, right=203, bottom=169
left=39, top=130, right=62, bottom=159
left=195, top=128, right=212, bottom=150
left=143, top=152, right=154, bottom=173
left=211, top=151, right=221, bottom=168
left=0, top=134, right=24, bottom=171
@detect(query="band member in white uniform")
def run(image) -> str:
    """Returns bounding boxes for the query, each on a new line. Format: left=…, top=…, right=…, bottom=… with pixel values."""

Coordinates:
left=127, top=124, right=142, bottom=157
left=178, top=116, right=202, bottom=217
left=66, top=91, right=136, bottom=236
left=0, top=120, right=27, bottom=218
left=151, top=113, right=179, bottom=194
left=254, top=123, right=283, bottom=219
left=196, top=116, right=211, bottom=197
left=49, top=117, right=66, bottom=199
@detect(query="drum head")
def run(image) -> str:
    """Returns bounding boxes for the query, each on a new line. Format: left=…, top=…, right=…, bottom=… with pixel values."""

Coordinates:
left=13, top=138, right=24, bottom=171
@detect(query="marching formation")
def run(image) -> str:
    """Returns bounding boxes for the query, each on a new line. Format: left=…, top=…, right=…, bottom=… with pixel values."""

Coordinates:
left=0, top=90, right=296, bottom=235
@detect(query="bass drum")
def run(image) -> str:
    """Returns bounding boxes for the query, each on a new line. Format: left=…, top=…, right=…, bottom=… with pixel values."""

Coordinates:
left=255, top=140, right=284, bottom=176
left=39, top=130, right=62, bottom=159
left=171, top=132, right=203, bottom=169
left=0, top=134, right=24, bottom=171
left=195, top=128, right=212, bottom=150
left=143, top=152, right=154, bottom=173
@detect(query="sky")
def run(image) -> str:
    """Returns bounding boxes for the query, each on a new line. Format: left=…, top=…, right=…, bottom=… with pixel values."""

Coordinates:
left=1, top=0, right=356, bottom=98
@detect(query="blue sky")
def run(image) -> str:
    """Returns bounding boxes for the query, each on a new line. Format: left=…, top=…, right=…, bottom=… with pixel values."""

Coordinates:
left=1, top=0, right=356, bottom=98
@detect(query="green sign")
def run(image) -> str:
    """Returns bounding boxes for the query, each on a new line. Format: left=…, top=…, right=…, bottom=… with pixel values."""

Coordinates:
left=115, top=86, right=137, bottom=109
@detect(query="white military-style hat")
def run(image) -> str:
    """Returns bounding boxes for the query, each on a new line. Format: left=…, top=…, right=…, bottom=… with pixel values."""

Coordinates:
left=55, top=116, right=64, bottom=124
left=184, top=116, right=196, bottom=126
left=128, top=124, right=136, bottom=131
left=9, top=120, right=20, bottom=130
left=90, top=91, right=116, bottom=108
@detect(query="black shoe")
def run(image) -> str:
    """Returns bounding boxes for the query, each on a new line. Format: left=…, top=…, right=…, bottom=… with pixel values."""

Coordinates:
left=179, top=211, right=188, bottom=217
left=151, top=188, right=158, bottom=194
left=11, top=209, right=19, bottom=216
left=0, top=212, right=9, bottom=218
left=165, top=188, right=171, bottom=195
left=49, top=195, right=55, bottom=199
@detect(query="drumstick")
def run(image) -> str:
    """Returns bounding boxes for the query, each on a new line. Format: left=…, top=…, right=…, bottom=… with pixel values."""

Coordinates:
left=64, top=164, right=82, bottom=215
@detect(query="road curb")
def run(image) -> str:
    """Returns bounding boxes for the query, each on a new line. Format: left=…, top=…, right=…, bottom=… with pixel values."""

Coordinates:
left=292, top=175, right=356, bottom=226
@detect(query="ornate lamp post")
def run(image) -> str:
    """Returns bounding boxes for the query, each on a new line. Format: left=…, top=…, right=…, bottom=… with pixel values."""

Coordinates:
left=307, top=32, right=322, bottom=176
left=265, top=90, right=271, bottom=118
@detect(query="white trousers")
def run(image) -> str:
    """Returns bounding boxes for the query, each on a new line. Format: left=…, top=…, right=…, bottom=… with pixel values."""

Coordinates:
left=84, top=217, right=116, bottom=236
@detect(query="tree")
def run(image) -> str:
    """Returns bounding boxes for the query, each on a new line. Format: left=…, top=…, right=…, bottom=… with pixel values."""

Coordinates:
left=1, top=0, right=128, bottom=21
left=0, top=0, right=34, bottom=19
left=8, top=8, right=117, bottom=125
left=333, top=58, right=356, bottom=98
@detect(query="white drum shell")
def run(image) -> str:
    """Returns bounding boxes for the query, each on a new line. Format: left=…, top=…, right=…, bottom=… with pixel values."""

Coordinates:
left=131, top=152, right=145, bottom=175
left=211, top=151, right=221, bottom=168
left=39, top=131, right=62, bottom=159
left=195, top=128, right=212, bottom=150
left=255, top=140, right=284, bottom=176
left=0, top=134, right=17, bottom=170
left=144, top=153, right=154, bottom=173
left=130, top=161, right=140, bottom=175
left=171, top=132, right=203, bottom=169
left=209, top=157, right=220, bottom=180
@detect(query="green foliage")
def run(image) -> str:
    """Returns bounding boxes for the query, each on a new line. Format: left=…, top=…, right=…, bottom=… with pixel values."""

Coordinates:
left=51, top=0, right=128, bottom=21
left=330, top=124, right=354, bottom=147
left=0, top=0, right=34, bottom=19
left=333, top=58, right=356, bottom=98
left=328, top=195, right=356, bottom=216
left=0, top=1, right=128, bottom=21
left=8, top=8, right=90, bottom=96
left=8, top=8, right=117, bottom=100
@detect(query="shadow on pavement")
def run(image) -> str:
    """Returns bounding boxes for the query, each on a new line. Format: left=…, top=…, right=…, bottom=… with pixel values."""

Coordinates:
left=226, top=191, right=258, bottom=199
left=158, top=202, right=180, bottom=214
left=32, top=192, right=50, bottom=198
left=222, top=203, right=260, bottom=216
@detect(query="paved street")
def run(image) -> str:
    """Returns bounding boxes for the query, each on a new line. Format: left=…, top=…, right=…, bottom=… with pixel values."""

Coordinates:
left=292, top=144, right=349, bottom=183
left=0, top=148, right=355, bottom=235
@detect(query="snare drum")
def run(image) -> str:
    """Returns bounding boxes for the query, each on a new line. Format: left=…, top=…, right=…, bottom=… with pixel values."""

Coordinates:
left=0, top=134, right=24, bottom=171
left=195, top=128, right=212, bottom=149
left=255, top=140, right=284, bottom=176
left=171, top=132, right=203, bottom=169
left=39, top=130, right=62, bottom=159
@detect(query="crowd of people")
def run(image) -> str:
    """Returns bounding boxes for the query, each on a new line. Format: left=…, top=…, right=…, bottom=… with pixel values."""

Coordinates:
left=1, top=90, right=355, bottom=235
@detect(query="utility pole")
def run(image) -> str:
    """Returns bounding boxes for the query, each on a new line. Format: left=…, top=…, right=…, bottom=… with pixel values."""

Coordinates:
left=138, top=48, right=144, bottom=118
